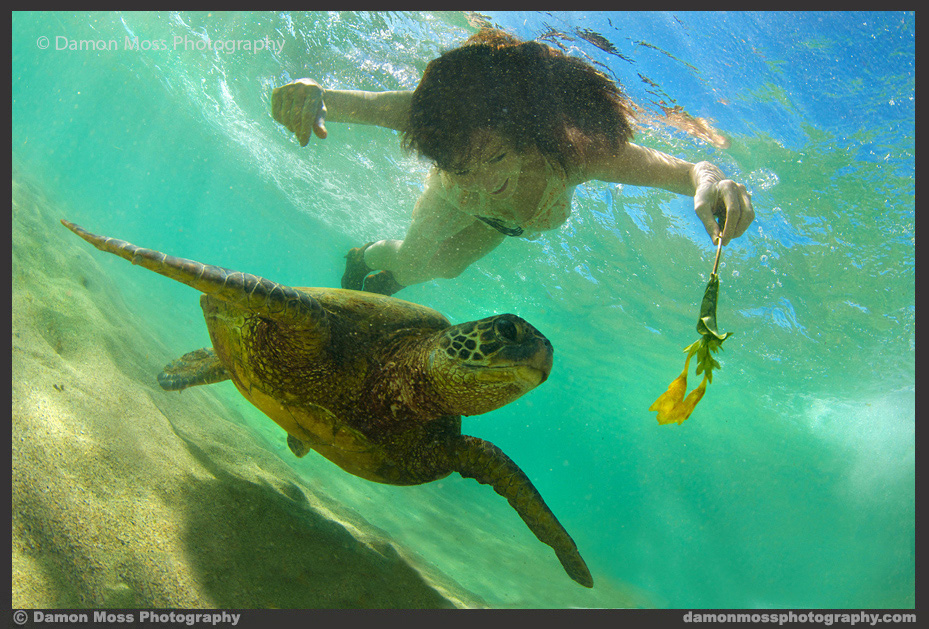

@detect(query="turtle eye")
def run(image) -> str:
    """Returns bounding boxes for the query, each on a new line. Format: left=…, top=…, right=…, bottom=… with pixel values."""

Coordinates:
left=493, top=317, right=518, bottom=342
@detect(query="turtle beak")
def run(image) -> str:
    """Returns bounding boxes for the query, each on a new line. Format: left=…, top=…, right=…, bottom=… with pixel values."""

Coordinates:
left=526, top=342, right=553, bottom=384
left=486, top=338, right=552, bottom=390
left=495, top=328, right=553, bottom=385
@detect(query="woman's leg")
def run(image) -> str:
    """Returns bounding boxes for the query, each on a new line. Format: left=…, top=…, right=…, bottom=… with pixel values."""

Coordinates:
left=365, top=218, right=506, bottom=288
left=345, top=174, right=507, bottom=293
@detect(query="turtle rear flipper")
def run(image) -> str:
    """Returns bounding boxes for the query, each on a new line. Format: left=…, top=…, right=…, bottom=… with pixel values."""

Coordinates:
left=451, top=435, right=593, bottom=588
left=158, top=348, right=231, bottom=391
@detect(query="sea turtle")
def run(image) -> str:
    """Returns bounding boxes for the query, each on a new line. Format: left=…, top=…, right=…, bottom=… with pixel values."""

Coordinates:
left=61, top=220, right=593, bottom=588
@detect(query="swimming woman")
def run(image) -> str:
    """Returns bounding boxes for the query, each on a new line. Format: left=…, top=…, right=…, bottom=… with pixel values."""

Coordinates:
left=272, top=29, right=754, bottom=295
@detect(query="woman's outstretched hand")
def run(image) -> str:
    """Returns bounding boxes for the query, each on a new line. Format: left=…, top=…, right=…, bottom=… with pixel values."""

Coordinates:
left=272, top=78, right=328, bottom=147
left=692, top=161, right=755, bottom=245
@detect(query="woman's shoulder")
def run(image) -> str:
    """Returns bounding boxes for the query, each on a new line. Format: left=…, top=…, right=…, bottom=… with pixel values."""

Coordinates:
left=567, top=140, right=638, bottom=184
left=423, top=167, right=475, bottom=210
left=559, top=150, right=599, bottom=186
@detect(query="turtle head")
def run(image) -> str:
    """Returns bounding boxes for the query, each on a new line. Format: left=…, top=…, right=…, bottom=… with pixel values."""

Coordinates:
left=426, top=314, right=553, bottom=416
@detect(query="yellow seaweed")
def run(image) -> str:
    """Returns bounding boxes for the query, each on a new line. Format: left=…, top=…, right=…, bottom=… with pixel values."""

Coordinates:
left=649, top=352, right=694, bottom=424
left=649, top=342, right=713, bottom=425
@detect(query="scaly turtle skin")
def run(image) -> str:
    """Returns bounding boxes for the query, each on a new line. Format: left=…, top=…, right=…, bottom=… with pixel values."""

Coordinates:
left=61, top=220, right=593, bottom=588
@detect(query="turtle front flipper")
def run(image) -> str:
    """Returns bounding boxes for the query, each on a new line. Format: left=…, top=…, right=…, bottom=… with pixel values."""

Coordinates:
left=451, top=435, right=593, bottom=588
left=60, top=220, right=327, bottom=333
left=286, top=434, right=312, bottom=458
left=158, top=348, right=231, bottom=391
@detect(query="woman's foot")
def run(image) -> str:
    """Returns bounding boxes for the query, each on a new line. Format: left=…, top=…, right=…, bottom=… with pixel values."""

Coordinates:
left=341, top=242, right=374, bottom=290
left=363, top=271, right=405, bottom=296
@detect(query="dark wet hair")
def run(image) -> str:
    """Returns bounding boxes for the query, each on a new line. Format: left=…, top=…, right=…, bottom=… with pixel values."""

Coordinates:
left=402, top=28, right=635, bottom=173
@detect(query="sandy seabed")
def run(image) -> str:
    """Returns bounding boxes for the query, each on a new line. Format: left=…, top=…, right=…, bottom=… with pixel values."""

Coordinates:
left=10, top=168, right=489, bottom=609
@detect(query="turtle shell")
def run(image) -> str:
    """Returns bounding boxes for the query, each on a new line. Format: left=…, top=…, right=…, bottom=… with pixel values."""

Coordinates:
left=202, top=288, right=453, bottom=483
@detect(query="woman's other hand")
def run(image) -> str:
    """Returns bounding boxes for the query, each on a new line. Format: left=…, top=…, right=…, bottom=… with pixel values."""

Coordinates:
left=272, top=78, right=328, bottom=147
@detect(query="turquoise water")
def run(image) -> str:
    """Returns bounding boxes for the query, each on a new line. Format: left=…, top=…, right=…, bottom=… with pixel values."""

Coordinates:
left=12, top=11, right=914, bottom=608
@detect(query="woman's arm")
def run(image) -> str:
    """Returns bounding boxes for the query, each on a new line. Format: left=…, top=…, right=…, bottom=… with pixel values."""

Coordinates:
left=322, top=88, right=412, bottom=130
left=584, top=142, right=754, bottom=245
left=272, top=78, right=413, bottom=146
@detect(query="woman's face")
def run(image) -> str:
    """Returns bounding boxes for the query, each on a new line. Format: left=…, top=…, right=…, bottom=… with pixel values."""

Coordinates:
left=441, top=130, right=525, bottom=200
